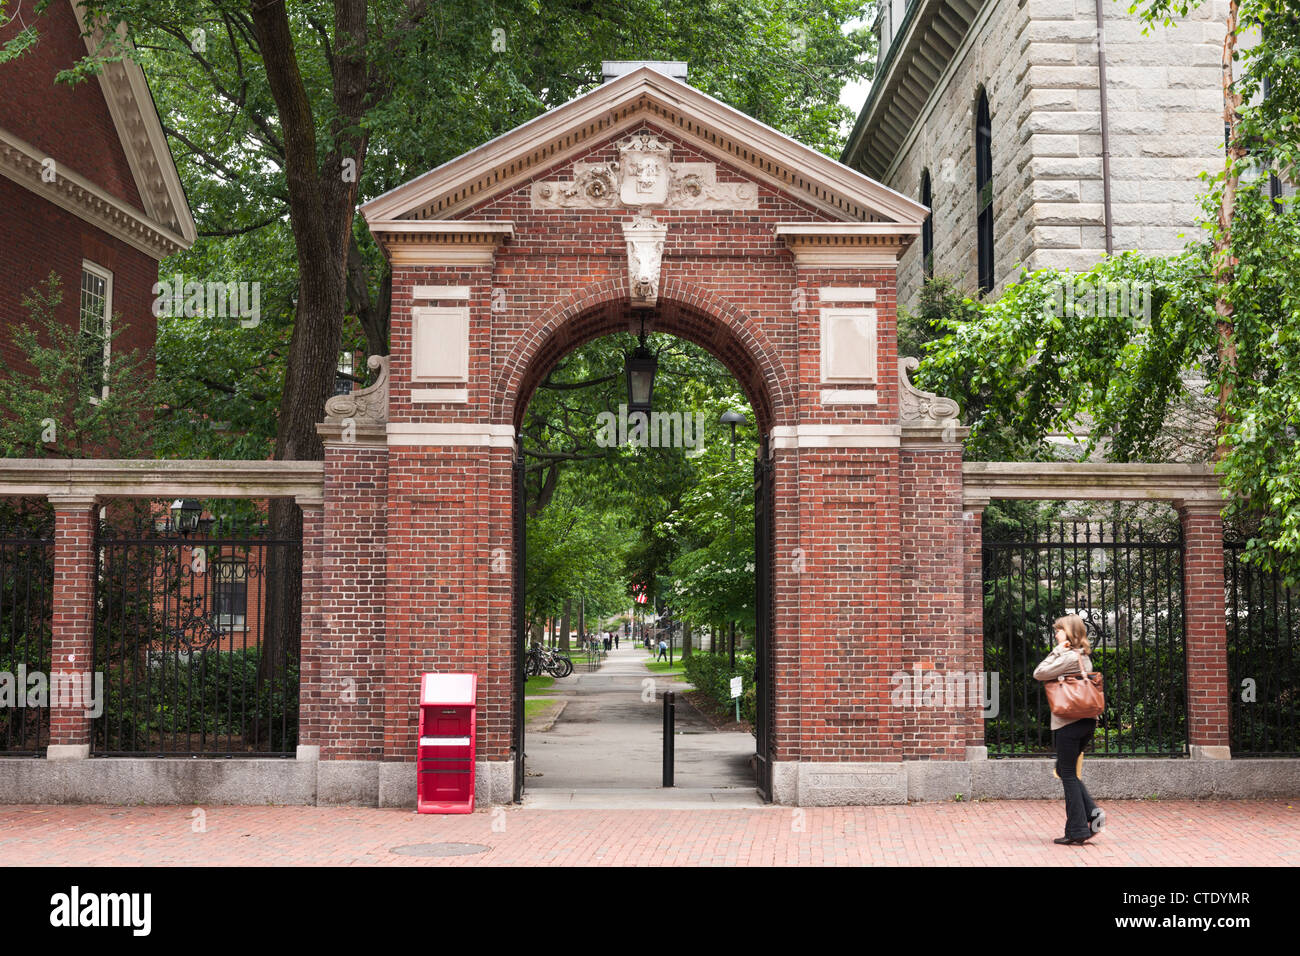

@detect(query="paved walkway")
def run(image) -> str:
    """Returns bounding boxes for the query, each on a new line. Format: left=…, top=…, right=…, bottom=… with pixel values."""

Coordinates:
left=1, top=800, right=1294, bottom=866
left=523, top=642, right=754, bottom=801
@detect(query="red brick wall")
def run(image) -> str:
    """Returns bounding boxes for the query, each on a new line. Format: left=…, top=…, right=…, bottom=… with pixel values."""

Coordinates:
left=0, top=0, right=144, bottom=209
left=304, top=447, right=389, bottom=759
left=897, top=446, right=973, bottom=759
left=0, top=176, right=158, bottom=388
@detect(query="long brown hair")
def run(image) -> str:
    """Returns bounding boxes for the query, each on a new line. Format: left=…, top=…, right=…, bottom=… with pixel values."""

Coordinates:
left=1054, top=614, right=1091, bottom=655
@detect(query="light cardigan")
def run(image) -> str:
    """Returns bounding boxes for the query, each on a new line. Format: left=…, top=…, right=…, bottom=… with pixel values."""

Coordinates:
left=1033, top=645, right=1095, bottom=731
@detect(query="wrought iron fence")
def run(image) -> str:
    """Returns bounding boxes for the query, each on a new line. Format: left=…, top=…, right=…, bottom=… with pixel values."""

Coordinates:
left=1225, top=543, right=1300, bottom=756
left=0, top=518, right=54, bottom=755
left=983, top=519, right=1187, bottom=757
left=92, top=517, right=301, bottom=756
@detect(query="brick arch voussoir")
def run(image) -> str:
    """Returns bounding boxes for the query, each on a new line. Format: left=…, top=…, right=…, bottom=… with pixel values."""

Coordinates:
left=492, top=279, right=795, bottom=434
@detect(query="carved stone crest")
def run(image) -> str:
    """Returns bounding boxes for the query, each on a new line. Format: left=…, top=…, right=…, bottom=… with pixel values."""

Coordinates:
left=623, top=216, right=667, bottom=307
left=619, top=132, right=671, bottom=206
left=530, top=132, right=758, bottom=211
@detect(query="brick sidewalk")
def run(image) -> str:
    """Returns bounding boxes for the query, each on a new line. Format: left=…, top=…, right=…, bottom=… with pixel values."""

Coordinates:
left=1, top=799, right=1295, bottom=866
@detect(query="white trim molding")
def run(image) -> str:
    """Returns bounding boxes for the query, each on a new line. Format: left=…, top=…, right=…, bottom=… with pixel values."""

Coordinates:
left=387, top=423, right=516, bottom=448
left=770, top=424, right=901, bottom=449
left=412, top=285, right=471, bottom=301
left=962, top=462, right=1224, bottom=507
left=820, top=389, right=879, bottom=405
left=68, top=1, right=196, bottom=246
left=410, top=388, right=469, bottom=404
left=819, top=287, right=877, bottom=303
left=0, top=128, right=191, bottom=259
left=369, top=221, right=513, bottom=265
left=0, top=459, right=323, bottom=502
left=776, top=222, right=919, bottom=268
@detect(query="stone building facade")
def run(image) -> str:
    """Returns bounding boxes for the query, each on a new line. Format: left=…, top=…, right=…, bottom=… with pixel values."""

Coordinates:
left=844, top=0, right=1232, bottom=306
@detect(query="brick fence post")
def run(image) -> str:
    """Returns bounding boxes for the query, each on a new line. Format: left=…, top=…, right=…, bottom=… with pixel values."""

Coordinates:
left=1175, top=499, right=1231, bottom=758
left=963, top=499, right=988, bottom=758
left=47, top=495, right=98, bottom=759
left=296, top=497, right=324, bottom=761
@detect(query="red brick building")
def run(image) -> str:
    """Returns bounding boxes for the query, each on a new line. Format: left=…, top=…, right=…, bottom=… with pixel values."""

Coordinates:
left=0, top=1, right=195, bottom=388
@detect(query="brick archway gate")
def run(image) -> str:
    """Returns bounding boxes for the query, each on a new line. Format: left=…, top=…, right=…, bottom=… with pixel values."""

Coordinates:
left=307, top=65, right=981, bottom=806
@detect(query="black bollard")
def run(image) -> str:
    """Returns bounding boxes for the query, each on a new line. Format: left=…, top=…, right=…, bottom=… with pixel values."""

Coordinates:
left=662, top=690, right=675, bottom=787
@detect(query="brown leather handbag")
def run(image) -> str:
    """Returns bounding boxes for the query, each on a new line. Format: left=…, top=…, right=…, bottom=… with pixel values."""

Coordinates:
left=1044, top=654, right=1105, bottom=720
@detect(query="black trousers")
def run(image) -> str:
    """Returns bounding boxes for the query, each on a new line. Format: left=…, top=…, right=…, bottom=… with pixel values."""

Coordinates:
left=1054, top=717, right=1100, bottom=839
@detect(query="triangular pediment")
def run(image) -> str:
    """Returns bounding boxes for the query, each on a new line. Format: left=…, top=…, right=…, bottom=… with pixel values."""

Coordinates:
left=361, top=67, right=927, bottom=227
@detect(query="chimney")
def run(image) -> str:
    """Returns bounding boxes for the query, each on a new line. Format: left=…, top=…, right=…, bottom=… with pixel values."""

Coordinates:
left=601, top=61, right=688, bottom=84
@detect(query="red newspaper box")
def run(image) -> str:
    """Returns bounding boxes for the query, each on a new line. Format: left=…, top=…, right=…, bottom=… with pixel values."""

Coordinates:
left=417, top=673, right=477, bottom=814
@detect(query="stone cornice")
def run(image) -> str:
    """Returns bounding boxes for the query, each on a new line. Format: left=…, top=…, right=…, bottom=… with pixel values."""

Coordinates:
left=0, top=128, right=190, bottom=259
left=841, top=0, right=986, bottom=181
left=68, top=0, right=196, bottom=246
left=361, top=67, right=928, bottom=227
left=775, top=222, right=918, bottom=267
left=0, top=459, right=324, bottom=504
left=369, top=220, right=514, bottom=264
left=961, top=461, right=1224, bottom=508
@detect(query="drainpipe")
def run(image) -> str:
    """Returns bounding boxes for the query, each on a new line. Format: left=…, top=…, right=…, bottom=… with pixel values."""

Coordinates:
left=1095, top=0, right=1115, bottom=255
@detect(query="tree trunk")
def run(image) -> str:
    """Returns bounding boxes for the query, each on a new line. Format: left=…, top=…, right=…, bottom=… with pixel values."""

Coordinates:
left=682, top=620, right=692, bottom=658
left=559, top=599, right=572, bottom=654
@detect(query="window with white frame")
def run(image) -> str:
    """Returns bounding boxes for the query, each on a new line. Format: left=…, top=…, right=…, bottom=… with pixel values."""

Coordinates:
left=79, top=262, right=112, bottom=401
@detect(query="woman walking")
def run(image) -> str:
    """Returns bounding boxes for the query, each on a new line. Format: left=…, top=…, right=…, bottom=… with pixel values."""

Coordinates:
left=1034, top=614, right=1106, bottom=845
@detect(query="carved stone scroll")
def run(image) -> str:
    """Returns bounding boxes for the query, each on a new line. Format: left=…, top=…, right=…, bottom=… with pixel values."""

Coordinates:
left=323, top=355, right=391, bottom=425
left=898, top=356, right=960, bottom=426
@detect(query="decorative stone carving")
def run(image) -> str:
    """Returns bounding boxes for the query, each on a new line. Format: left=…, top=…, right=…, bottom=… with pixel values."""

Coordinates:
left=899, top=356, right=960, bottom=426
left=530, top=133, right=758, bottom=211
left=619, top=132, right=671, bottom=206
left=622, top=216, right=668, bottom=307
left=324, top=355, right=391, bottom=425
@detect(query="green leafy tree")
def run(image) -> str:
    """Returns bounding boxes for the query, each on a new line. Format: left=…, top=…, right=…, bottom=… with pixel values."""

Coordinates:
left=0, top=273, right=159, bottom=459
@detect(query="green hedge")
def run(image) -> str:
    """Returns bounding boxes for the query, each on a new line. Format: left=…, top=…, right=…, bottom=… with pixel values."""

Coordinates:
left=682, top=651, right=756, bottom=724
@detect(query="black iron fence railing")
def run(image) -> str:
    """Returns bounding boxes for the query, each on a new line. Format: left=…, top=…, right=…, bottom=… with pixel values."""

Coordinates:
left=983, top=519, right=1188, bottom=757
left=1225, top=543, right=1300, bottom=756
left=92, top=520, right=301, bottom=757
left=0, top=531, right=54, bottom=754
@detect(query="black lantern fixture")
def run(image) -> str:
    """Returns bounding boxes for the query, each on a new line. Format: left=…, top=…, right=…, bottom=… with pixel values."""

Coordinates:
left=624, top=316, right=657, bottom=416
left=720, top=409, right=747, bottom=461
left=169, top=498, right=203, bottom=536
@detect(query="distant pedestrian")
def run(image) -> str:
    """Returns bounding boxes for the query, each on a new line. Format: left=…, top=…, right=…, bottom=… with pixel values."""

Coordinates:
left=614, top=632, right=620, bottom=649
left=656, top=638, right=668, bottom=661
